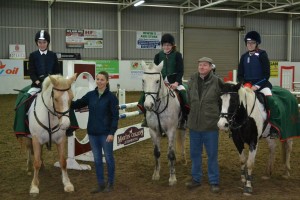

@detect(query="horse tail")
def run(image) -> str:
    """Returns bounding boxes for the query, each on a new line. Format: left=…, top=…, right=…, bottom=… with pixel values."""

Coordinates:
left=175, top=129, right=187, bottom=165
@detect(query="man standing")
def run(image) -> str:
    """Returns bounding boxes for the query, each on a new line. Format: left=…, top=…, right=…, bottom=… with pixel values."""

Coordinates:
left=185, top=57, right=224, bottom=193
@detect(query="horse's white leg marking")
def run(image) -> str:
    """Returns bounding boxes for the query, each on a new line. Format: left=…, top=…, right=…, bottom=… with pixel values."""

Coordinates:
left=150, top=129, right=161, bottom=181
left=282, top=139, right=293, bottom=179
left=57, top=137, right=74, bottom=192
left=30, top=136, right=42, bottom=196
left=262, top=138, right=276, bottom=179
left=239, top=149, right=247, bottom=183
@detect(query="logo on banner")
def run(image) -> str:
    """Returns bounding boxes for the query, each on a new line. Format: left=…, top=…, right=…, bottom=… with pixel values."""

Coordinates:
left=117, top=127, right=145, bottom=146
left=0, top=60, right=20, bottom=76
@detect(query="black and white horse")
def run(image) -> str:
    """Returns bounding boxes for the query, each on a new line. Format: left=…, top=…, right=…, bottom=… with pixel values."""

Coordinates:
left=217, top=82, right=293, bottom=196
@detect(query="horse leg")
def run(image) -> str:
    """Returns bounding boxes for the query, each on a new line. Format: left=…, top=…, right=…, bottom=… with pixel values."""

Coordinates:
left=56, top=137, right=74, bottom=192
left=262, top=137, right=276, bottom=179
left=151, top=131, right=161, bottom=181
left=29, top=136, right=42, bottom=196
left=232, top=134, right=247, bottom=183
left=176, top=129, right=187, bottom=165
left=25, top=137, right=33, bottom=176
left=282, top=139, right=293, bottom=179
left=243, top=142, right=258, bottom=196
left=168, top=131, right=177, bottom=186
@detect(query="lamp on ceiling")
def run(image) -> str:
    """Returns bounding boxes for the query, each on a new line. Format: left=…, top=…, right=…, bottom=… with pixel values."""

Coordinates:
left=134, top=0, right=145, bottom=7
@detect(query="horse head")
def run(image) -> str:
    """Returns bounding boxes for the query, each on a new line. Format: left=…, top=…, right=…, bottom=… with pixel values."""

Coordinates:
left=44, top=74, right=77, bottom=130
left=217, top=82, right=241, bottom=130
left=142, top=61, right=164, bottom=111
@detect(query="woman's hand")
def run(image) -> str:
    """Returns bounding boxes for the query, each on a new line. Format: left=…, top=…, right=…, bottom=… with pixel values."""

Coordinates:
left=251, top=85, right=258, bottom=91
left=106, top=134, right=114, bottom=142
left=170, top=82, right=179, bottom=90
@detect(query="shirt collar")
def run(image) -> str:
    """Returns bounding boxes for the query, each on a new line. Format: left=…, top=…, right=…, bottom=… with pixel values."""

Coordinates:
left=39, top=49, right=48, bottom=55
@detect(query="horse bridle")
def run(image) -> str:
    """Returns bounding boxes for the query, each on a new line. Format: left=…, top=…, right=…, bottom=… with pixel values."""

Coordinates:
left=143, top=72, right=176, bottom=135
left=219, top=91, right=257, bottom=130
left=33, top=86, right=72, bottom=150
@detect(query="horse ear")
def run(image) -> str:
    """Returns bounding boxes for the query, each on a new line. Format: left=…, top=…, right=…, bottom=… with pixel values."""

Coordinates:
left=69, top=73, right=77, bottom=84
left=49, top=75, right=58, bottom=87
left=157, top=61, right=164, bottom=71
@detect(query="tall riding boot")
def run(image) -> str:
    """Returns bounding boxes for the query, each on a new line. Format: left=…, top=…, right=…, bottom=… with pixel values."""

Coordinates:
left=178, top=89, right=190, bottom=130
left=137, top=92, right=148, bottom=127
left=266, top=96, right=281, bottom=139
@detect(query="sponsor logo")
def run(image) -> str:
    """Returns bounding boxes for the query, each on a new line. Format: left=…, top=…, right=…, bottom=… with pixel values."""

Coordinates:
left=117, top=127, right=144, bottom=146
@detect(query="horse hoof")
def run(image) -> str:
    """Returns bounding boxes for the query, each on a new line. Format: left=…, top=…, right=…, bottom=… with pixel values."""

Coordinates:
left=169, top=180, right=177, bottom=186
left=30, top=186, right=39, bottom=197
left=27, top=172, right=32, bottom=176
left=243, top=186, right=252, bottom=196
left=64, top=183, right=75, bottom=192
left=282, top=174, right=290, bottom=179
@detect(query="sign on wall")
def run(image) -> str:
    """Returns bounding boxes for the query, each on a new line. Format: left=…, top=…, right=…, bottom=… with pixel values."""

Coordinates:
left=9, top=44, right=26, bottom=59
left=88, top=60, right=119, bottom=79
left=66, top=29, right=85, bottom=48
left=84, top=29, right=103, bottom=48
left=136, top=31, right=161, bottom=49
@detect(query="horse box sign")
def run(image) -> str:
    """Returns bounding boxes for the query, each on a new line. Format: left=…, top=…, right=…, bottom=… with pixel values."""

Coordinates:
left=9, top=44, right=26, bottom=59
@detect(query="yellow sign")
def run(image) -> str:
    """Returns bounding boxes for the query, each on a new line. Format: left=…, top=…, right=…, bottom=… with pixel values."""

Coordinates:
left=270, top=61, right=278, bottom=77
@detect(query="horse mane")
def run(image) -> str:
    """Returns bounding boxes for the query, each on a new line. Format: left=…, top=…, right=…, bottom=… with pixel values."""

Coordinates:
left=42, top=74, right=68, bottom=92
left=238, top=85, right=256, bottom=109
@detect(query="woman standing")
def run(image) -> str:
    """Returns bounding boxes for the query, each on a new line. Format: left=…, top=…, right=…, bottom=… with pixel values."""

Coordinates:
left=71, top=71, right=119, bottom=193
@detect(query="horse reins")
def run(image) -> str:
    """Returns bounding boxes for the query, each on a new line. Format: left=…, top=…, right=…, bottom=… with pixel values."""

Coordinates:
left=220, top=91, right=257, bottom=130
left=34, top=86, right=71, bottom=150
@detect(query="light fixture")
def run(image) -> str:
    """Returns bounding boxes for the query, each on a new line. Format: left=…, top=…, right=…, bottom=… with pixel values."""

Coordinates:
left=134, top=0, right=144, bottom=7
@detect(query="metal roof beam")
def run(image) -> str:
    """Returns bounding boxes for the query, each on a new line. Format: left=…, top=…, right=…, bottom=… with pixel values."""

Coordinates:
left=183, top=0, right=229, bottom=15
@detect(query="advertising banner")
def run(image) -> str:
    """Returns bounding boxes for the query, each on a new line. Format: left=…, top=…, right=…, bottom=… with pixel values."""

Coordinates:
left=136, top=31, right=161, bottom=49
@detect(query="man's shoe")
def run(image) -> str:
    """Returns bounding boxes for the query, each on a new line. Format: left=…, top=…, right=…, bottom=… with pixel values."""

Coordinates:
left=269, top=126, right=279, bottom=139
left=210, top=184, right=220, bottom=193
left=90, top=184, right=105, bottom=194
left=141, top=117, right=148, bottom=127
left=185, top=179, right=201, bottom=189
left=103, top=183, right=113, bottom=193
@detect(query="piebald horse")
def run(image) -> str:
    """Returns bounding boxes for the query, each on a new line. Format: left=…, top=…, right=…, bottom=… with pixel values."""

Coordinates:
left=141, top=61, right=186, bottom=186
left=217, top=82, right=293, bottom=195
left=26, top=74, right=77, bottom=196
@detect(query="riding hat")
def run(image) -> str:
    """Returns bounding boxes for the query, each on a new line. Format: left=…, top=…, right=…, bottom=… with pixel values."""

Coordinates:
left=244, top=31, right=261, bottom=44
left=161, top=33, right=175, bottom=45
left=35, top=30, right=50, bottom=44
left=198, top=57, right=213, bottom=64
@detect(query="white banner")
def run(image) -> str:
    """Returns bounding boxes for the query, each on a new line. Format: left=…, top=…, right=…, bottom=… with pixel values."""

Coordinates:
left=84, top=29, right=103, bottom=48
left=136, top=31, right=161, bottom=49
left=0, top=59, right=23, bottom=76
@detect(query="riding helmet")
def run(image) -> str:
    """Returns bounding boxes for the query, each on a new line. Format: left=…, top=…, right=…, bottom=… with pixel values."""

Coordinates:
left=161, top=33, right=175, bottom=45
left=244, top=31, right=261, bottom=44
left=35, top=30, right=50, bottom=44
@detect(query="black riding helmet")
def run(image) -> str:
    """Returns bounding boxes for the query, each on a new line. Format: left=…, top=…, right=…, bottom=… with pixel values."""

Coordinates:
left=161, top=33, right=175, bottom=45
left=244, top=31, right=261, bottom=44
left=35, top=30, right=50, bottom=45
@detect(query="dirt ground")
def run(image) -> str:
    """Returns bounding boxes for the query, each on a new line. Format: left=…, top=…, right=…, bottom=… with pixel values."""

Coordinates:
left=1, top=92, right=300, bottom=200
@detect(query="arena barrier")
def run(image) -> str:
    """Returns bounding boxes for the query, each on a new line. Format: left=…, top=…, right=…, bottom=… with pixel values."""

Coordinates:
left=55, top=72, right=149, bottom=170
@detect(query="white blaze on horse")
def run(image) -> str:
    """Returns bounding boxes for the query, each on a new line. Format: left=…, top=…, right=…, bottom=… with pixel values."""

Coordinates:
left=217, top=82, right=294, bottom=196
left=26, top=74, right=77, bottom=196
left=141, top=61, right=186, bottom=186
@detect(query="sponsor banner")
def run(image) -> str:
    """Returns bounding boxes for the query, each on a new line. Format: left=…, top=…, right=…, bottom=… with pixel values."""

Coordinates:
left=130, top=60, right=152, bottom=79
left=270, top=61, right=278, bottom=77
left=0, top=59, right=23, bottom=76
left=66, top=29, right=85, bottom=48
left=114, top=124, right=150, bottom=151
left=88, top=60, right=119, bottom=79
left=136, top=31, right=161, bottom=49
left=9, top=44, right=26, bottom=59
left=84, top=29, right=103, bottom=48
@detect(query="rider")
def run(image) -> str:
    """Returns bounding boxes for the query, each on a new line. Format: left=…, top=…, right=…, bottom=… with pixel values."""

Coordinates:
left=237, top=30, right=279, bottom=139
left=14, top=30, right=61, bottom=136
left=137, top=33, right=189, bottom=129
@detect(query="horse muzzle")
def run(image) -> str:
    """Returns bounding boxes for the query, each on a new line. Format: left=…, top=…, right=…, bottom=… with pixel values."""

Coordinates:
left=217, top=118, right=229, bottom=131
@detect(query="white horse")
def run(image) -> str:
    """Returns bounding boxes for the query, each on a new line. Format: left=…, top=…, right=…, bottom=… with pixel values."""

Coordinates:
left=141, top=61, right=186, bottom=186
left=217, top=82, right=294, bottom=195
left=26, top=74, right=77, bottom=196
